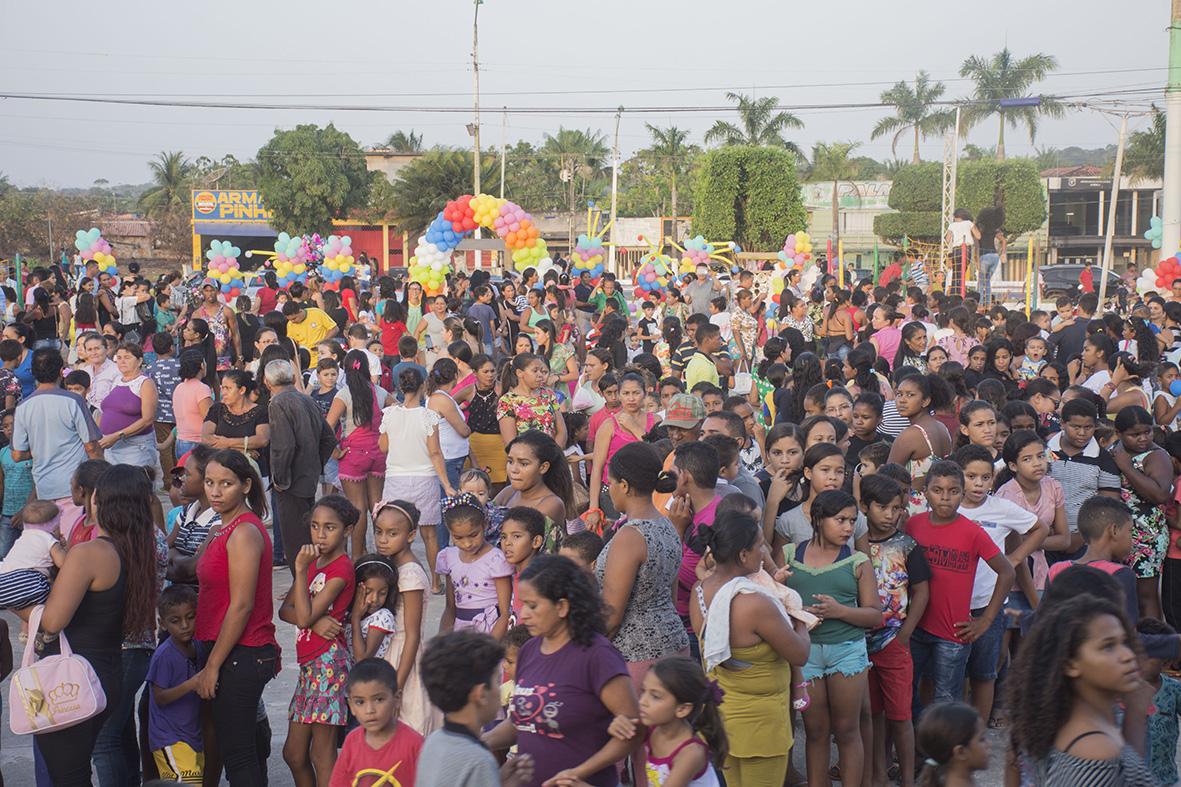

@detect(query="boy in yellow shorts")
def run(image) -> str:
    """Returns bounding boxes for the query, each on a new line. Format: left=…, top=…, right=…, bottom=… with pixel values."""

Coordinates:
left=146, top=585, right=204, bottom=784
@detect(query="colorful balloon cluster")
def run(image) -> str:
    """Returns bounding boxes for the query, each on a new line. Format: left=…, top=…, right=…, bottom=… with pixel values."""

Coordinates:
left=205, top=240, right=244, bottom=297
left=1145, top=216, right=1164, bottom=250
left=410, top=193, right=550, bottom=297
left=74, top=228, right=116, bottom=274
left=571, top=235, right=607, bottom=283
left=319, top=235, right=355, bottom=285
left=273, top=231, right=309, bottom=288
left=1137, top=254, right=1181, bottom=295
left=776, top=231, right=813, bottom=270
left=633, top=251, right=676, bottom=301
left=677, top=235, right=712, bottom=275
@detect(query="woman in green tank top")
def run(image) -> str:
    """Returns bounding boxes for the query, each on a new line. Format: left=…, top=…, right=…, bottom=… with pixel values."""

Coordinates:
left=786, top=489, right=882, bottom=787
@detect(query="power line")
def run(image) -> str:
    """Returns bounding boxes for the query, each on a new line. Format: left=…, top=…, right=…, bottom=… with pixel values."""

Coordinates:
left=0, top=86, right=1163, bottom=115
left=0, top=66, right=1165, bottom=100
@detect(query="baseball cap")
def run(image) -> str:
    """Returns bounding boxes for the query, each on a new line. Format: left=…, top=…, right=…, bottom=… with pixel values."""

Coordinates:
left=663, top=393, right=705, bottom=429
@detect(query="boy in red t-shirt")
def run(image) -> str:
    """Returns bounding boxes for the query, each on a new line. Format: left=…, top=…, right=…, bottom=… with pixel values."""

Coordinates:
left=331, top=659, right=423, bottom=787
left=904, top=460, right=1014, bottom=717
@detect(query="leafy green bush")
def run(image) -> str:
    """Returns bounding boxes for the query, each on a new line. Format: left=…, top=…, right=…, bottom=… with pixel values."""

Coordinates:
left=692, top=146, right=806, bottom=250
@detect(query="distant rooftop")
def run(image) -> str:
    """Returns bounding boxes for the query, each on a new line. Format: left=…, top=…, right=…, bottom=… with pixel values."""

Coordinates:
left=1039, top=165, right=1103, bottom=178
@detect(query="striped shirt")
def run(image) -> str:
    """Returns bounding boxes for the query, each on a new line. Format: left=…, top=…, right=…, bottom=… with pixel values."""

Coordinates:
left=908, top=259, right=929, bottom=288
left=1045, top=743, right=1157, bottom=786
left=1046, top=432, right=1121, bottom=533
left=172, top=502, right=221, bottom=561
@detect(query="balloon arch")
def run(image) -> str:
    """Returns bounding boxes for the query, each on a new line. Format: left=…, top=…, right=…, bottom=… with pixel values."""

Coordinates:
left=408, top=194, right=548, bottom=296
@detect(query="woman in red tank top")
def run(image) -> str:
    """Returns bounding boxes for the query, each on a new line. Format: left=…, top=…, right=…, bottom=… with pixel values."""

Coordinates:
left=194, top=449, right=278, bottom=785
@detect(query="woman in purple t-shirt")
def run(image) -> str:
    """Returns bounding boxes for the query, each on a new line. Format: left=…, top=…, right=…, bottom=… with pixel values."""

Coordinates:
left=483, top=554, right=640, bottom=787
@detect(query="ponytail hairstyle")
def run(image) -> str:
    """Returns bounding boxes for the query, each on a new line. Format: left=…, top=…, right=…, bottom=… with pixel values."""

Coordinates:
left=689, top=509, right=760, bottom=566
left=447, top=340, right=473, bottom=368
left=1132, top=317, right=1159, bottom=367
left=809, top=489, right=858, bottom=537
left=938, top=361, right=971, bottom=400
left=398, top=365, right=425, bottom=397
left=845, top=344, right=878, bottom=393
left=956, top=400, right=997, bottom=448
left=947, top=306, right=973, bottom=335
left=381, top=296, right=405, bottom=325
left=342, top=349, right=375, bottom=429
left=221, top=369, right=255, bottom=398
left=506, top=430, right=575, bottom=519
left=1002, top=429, right=1045, bottom=470
left=660, top=317, right=683, bottom=351
left=648, top=657, right=730, bottom=766
left=588, top=347, right=615, bottom=372
left=428, top=357, right=460, bottom=394
left=607, top=442, right=678, bottom=496
left=501, top=352, right=543, bottom=391
left=916, top=702, right=982, bottom=787
left=207, top=448, right=268, bottom=517
left=826, top=288, right=851, bottom=322
left=758, top=336, right=787, bottom=377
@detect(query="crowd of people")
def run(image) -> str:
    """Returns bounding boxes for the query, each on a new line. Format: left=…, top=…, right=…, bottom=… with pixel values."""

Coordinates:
left=1, top=248, right=1181, bottom=787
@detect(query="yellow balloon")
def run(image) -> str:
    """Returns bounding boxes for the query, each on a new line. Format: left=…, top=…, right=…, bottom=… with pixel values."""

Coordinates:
left=293, top=264, right=306, bottom=274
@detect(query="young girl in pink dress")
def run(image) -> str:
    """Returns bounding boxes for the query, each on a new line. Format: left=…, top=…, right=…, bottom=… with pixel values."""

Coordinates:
left=436, top=496, right=513, bottom=639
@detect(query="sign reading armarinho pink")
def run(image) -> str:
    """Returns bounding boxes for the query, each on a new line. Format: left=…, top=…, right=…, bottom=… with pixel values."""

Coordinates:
left=191, top=190, right=273, bottom=223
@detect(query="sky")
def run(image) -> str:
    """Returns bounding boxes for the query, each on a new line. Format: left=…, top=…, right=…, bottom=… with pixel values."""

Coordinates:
left=0, top=0, right=1169, bottom=189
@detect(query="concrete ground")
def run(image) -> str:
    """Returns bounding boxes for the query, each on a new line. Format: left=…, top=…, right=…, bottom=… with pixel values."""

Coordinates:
left=0, top=535, right=1042, bottom=785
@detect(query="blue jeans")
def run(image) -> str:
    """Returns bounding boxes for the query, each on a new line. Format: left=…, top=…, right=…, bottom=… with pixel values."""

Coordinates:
left=979, top=252, right=1001, bottom=306
left=910, top=627, right=970, bottom=719
left=437, top=456, right=467, bottom=549
left=270, top=489, right=285, bottom=565
left=93, top=647, right=151, bottom=787
left=966, top=607, right=1007, bottom=682
left=0, top=514, right=17, bottom=560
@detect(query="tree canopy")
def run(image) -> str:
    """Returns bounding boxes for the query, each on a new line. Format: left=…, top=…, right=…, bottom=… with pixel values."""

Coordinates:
left=256, top=124, right=373, bottom=234
left=389, top=149, right=498, bottom=235
left=871, top=71, right=955, bottom=163
left=692, top=145, right=806, bottom=251
left=705, top=92, right=804, bottom=154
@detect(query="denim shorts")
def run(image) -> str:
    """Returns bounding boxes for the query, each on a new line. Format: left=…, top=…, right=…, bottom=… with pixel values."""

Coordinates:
left=802, top=637, right=869, bottom=681
left=910, top=628, right=971, bottom=718
left=321, top=456, right=340, bottom=488
left=966, top=607, right=1007, bottom=682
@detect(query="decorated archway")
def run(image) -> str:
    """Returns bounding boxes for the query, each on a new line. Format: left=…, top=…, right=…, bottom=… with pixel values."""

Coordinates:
left=409, top=194, right=548, bottom=295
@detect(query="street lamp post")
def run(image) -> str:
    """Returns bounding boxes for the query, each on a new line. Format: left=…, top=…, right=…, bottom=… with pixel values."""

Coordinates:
left=471, top=0, right=482, bottom=198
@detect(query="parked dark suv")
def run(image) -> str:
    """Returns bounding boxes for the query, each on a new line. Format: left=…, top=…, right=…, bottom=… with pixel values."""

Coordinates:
left=1039, top=263, right=1124, bottom=301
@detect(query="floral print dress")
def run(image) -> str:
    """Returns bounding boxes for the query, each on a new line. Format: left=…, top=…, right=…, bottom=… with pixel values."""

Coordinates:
left=496, top=389, right=561, bottom=435
left=1122, top=450, right=1171, bottom=579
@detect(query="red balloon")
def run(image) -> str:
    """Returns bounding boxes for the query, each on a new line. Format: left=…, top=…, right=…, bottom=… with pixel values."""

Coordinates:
left=1157, top=277, right=1168, bottom=287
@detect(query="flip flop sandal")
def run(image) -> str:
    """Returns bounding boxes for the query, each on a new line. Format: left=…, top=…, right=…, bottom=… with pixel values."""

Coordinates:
left=791, top=681, right=811, bottom=712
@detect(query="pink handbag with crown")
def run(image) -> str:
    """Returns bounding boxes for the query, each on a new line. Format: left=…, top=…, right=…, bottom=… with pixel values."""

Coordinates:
left=9, top=605, right=107, bottom=735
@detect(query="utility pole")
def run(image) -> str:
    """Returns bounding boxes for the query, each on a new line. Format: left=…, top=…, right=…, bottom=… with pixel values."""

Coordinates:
left=1164, top=0, right=1181, bottom=254
left=471, top=0, right=482, bottom=198
left=608, top=107, right=622, bottom=276
left=1098, top=114, right=1129, bottom=308
left=499, top=107, right=507, bottom=198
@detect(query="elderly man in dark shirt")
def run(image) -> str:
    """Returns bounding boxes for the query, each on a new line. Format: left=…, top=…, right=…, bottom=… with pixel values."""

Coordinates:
left=266, top=358, right=336, bottom=574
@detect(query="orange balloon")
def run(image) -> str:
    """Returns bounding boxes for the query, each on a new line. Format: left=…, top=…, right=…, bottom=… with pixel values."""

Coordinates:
left=506, top=231, right=518, bottom=246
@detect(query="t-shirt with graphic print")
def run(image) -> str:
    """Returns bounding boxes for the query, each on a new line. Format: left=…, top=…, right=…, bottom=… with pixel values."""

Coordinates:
left=865, top=529, right=931, bottom=654
left=510, top=633, right=628, bottom=787
left=294, top=553, right=356, bottom=664
left=905, top=512, right=1000, bottom=643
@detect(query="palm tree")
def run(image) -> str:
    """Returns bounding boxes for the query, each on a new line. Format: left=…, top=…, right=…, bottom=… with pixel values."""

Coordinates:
left=541, top=128, right=609, bottom=249
left=1125, top=106, right=1165, bottom=181
left=705, top=92, right=804, bottom=153
left=871, top=71, right=955, bottom=163
left=639, top=125, right=699, bottom=242
left=810, top=142, right=861, bottom=247
left=138, top=151, right=194, bottom=218
left=384, top=130, right=424, bottom=153
left=390, top=150, right=498, bottom=235
left=959, top=48, right=1065, bottom=160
